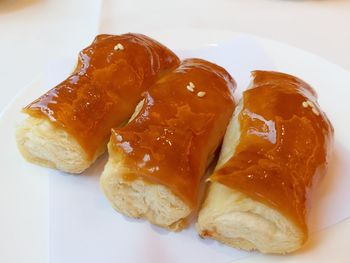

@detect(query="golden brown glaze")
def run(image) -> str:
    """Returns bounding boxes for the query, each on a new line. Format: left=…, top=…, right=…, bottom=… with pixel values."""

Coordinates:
left=211, top=71, right=334, bottom=238
left=24, top=34, right=180, bottom=159
left=110, top=58, right=236, bottom=207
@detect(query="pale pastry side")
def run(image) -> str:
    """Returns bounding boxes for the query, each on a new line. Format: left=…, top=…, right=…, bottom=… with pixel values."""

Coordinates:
left=16, top=116, right=104, bottom=174
left=100, top=145, right=191, bottom=231
left=196, top=182, right=303, bottom=254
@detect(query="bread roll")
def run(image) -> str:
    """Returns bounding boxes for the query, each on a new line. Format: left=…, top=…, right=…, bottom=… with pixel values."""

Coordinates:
left=100, top=58, right=236, bottom=231
left=16, top=33, right=179, bottom=173
left=196, top=71, right=334, bottom=253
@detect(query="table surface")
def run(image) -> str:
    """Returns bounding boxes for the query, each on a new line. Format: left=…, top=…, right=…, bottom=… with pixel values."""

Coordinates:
left=1, top=0, right=350, bottom=262
left=1, top=0, right=350, bottom=112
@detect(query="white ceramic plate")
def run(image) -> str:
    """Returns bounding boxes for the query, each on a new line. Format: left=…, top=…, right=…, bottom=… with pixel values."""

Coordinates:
left=1, top=29, right=350, bottom=263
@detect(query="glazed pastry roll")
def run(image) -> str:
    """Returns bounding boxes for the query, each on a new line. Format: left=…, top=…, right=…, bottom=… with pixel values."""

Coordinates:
left=197, top=71, right=334, bottom=253
left=16, top=33, right=179, bottom=173
left=100, top=58, right=236, bottom=231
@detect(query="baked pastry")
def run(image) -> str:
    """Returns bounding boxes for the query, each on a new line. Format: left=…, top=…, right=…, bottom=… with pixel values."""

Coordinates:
left=16, top=33, right=179, bottom=173
left=100, top=58, right=236, bottom=231
left=196, top=71, right=334, bottom=253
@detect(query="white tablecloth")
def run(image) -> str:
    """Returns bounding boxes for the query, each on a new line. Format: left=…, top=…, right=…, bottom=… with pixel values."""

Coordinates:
left=0, top=0, right=101, bottom=111
left=100, top=0, right=350, bottom=73
left=1, top=0, right=350, bottom=111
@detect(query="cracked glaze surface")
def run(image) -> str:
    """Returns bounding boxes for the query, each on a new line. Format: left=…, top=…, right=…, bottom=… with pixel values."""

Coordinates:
left=24, top=33, right=180, bottom=159
left=211, top=71, right=334, bottom=236
left=110, top=58, right=236, bottom=207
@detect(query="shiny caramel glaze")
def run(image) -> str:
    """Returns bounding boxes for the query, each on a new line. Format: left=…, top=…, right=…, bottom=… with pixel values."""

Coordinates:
left=110, top=58, right=236, bottom=207
left=24, top=34, right=180, bottom=159
left=211, top=71, right=334, bottom=238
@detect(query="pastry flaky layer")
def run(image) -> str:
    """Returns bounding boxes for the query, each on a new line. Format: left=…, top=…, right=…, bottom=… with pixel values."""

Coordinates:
left=16, top=33, right=180, bottom=173
left=101, top=58, right=236, bottom=231
left=197, top=182, right=304, bottom=253
left=16, top=116, right=102, bottom=174
left=197, top=71, right=334, bottom=253
left=100, top=142, right=191, bottom=231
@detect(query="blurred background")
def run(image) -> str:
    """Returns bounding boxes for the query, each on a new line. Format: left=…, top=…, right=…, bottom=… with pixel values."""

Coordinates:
left=0, top=0, right=349, bottom=110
